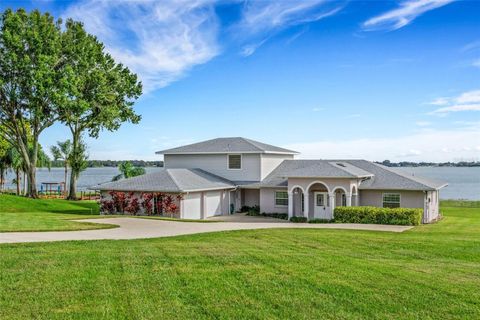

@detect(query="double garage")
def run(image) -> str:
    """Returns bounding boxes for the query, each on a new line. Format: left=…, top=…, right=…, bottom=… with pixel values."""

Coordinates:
left=181, top=189, right=232, bottom=219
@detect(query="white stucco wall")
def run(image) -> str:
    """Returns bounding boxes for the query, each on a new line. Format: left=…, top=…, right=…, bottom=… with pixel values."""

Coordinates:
left=260, top=154, right=294, bottom=180
left=259, top=188, right=288, bottom=214
left=164, top=153, right=262, bottom=181
left=242, top=189, right=260, bottom=207
left=359, top=190, right=424, bottom=208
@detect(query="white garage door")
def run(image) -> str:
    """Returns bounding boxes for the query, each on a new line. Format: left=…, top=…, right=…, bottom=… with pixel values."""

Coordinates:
left=182, top=193, right=202, bottom=219
left=205, top=191, right=222, bottom=217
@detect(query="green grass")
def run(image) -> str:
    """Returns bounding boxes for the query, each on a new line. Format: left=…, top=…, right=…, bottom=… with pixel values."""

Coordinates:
left=0, top=202, right=479, bottom=319
left=0, top=194, right=117, bottom=232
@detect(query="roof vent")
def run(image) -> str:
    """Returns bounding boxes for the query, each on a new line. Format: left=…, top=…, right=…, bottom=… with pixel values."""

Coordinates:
left=336, top=163, right=346, bottom=167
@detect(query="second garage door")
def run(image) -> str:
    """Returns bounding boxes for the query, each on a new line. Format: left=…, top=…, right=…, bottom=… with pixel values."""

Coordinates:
left=182, top=193, right=202, bottom=219
left=205, top=191, right=222, bottom=217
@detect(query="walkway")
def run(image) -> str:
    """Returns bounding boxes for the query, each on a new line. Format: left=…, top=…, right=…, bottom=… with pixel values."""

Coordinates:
left=0, top=217, right=412, bottom=244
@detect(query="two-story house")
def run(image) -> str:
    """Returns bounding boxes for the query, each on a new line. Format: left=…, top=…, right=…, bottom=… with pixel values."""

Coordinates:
left=95, top=137, right=447, bottom=223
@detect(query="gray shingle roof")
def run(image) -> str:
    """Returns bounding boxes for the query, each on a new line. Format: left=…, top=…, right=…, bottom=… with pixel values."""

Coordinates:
left=258, top=160, right=373, bottom=188
left=156, top=137, right=298, bottom=155
left=257, top=159, right=447, bottom=191
left=344, top=160, right=448, bottom=191
left=93, top=169, right=235, bottom=192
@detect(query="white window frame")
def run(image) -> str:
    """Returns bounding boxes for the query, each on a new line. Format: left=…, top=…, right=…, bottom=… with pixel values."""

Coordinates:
left=382, top=193, right=401, bottom=208
left=275, top=190, right=288, bottom=207
left=227, top=154, right=242, bottom=170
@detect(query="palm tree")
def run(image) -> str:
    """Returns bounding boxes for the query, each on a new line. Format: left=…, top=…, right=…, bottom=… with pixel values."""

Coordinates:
left=112, top=161, right=146, bottom=181
left=50, top=140, right=72, bottom=194
left=7, top=147, right=23, bottom=195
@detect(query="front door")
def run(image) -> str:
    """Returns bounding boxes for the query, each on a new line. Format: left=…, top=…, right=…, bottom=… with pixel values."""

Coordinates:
left=314, top=192, right=329, bottom=219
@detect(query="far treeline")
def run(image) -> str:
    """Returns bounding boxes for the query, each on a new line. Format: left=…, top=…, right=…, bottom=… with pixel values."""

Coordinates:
left=50, top=160, right=163, bottom=168
left=0, top=9, right=142, bottom=199
left=377, top=160, right=480, bottom=167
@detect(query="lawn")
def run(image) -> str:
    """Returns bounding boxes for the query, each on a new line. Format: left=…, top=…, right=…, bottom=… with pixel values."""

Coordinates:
left=0, top=201, right=479, bottom=319
left=0, top=194, right=117, bottom=232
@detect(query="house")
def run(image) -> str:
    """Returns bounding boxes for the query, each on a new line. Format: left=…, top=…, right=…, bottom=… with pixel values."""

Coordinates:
left=95, top=137, right=447, bottom=223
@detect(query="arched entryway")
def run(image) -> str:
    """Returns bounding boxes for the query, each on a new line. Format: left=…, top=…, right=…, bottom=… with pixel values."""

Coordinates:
left=306, top=181, right=332, bottom=220
left=291, top=186, right=304, bottom=217
left=351, top=185, right=358, bottom=206
left=332, top=187, right=347, bottom=208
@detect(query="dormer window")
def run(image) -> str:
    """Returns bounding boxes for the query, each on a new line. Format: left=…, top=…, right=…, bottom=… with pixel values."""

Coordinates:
left=228, top=154, right=242, bottom=170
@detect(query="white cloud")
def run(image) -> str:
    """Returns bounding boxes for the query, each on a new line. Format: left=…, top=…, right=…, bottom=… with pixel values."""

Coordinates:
left=428, top=97, right=450, bottom=106
left=63, top=0, right=220, bottom=92
left=284, top=127, right=480, bottom=162
left=236, top=1, right=344, bottom=55
left=312, top=107, right=325, bottom=112
left=415, top=121, right=431, bottom=126
left=363, top=0, right=454, bottom=31
left=429, top=89, right=480, bottom=114
left=473, top=59, right=480, bottom=68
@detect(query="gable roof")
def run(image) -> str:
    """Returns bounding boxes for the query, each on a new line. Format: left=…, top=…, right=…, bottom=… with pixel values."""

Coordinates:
left=156, top=137, right=298, bottom=155
left=257, top=160, right=373, bottom=188
left=257, top=159, right=447, bottom=191
left=344, top=160, right=447, bottom=191
left=93, top=168, right=235, bottom=193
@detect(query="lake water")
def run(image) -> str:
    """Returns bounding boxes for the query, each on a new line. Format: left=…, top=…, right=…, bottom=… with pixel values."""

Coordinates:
left=3, top=166, right=479, bottom=200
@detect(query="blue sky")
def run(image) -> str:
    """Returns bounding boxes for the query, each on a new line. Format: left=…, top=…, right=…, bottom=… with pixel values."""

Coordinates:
left=2, top=0, right=480, bottom=162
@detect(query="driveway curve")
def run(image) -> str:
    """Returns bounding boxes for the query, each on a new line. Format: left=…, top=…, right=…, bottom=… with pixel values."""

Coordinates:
left=0, top=218, right=412, bottom=244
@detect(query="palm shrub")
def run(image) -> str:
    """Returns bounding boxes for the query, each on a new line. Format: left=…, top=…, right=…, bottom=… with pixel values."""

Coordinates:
left=334, top=206, right=423, bottom=226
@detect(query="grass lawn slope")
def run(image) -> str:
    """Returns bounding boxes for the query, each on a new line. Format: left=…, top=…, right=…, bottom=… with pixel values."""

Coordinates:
left=0, top=201, right=479, bottom=319
left=0, top=194, right=116, bottom=232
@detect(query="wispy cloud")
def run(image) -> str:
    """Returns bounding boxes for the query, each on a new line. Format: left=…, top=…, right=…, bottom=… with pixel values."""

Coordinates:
left=473, top=58, right=480, bottom=68
left=63, top=0, right=220, bottom=92
left=235, top=1, right=345, bottom=56
left=312, top=107, right=325, bottom=112
left=415, top=121, right=431, bottom=126
left=429, top=89, right=480, bottom=114
left=427, top=97, right=450, bottom=106
left=363, top=0, right=455, bottom=31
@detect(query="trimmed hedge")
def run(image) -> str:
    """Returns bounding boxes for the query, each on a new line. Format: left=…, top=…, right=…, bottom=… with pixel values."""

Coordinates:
left=309, top=218, right=333, bottom=224
left=334, top=206, right=423, bottom=226
left=290, top=216, right=308, bottom=223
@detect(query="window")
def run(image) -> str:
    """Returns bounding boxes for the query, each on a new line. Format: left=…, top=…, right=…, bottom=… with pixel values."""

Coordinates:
left=383, top=193, right=400, bottom=208
left=316, top=193, right=325, bottom=206
left=275, top=191, right=288, bottom=206
left=228, top=154, right=241, bottom=169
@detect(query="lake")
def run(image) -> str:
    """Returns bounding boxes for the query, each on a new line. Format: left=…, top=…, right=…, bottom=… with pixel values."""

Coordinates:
left=3, top=166, right=479, bottom=200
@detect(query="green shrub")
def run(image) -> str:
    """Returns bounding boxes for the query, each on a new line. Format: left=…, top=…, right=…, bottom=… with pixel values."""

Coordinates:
left=245, top=205, right=260, bottom=216
left=290, top=216, right=308, bottom=223
left=309, top=218, right=333, bottom=224
left=334, top=206, right=423, bottom=226
left=261, top=212, right=288, bottom=220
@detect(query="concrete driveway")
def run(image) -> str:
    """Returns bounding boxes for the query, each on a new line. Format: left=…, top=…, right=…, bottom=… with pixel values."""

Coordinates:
left=0, top=217, right=412, bottom=244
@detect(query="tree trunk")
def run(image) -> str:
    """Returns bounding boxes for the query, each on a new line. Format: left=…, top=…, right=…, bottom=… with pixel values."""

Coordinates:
left=23, top=172, right=27, bottom=195
left=15, top=168, right=20, bottom=195
left=0, top=168, right=4, bottom=191
left=67, top=129, right=80, bottom=200
left=64, top=163, right=68, bottom=197
left=26, top=165, right=38, bottom=198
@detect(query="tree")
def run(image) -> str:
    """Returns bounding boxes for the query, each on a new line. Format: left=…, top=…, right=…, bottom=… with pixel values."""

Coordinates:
left=112, top=161, right=146, bottom=181
left=67, top=138, right=88, bottom=198
left=0, top=9, right=64, bottom=198
left=58, top=19, right=142, bottom=200
left=50, top=140, right=72, bottom=195
left=0, top=132, right=10, bottom=191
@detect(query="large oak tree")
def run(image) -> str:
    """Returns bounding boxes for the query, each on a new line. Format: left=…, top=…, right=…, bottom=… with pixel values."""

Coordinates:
left=60, top=20, right=142, bottom=199
left=0, top=9, right=63, bottom=197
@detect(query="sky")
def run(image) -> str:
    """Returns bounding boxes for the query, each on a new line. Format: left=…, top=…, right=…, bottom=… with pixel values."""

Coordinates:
left=2, top=0, right=480, bottom=162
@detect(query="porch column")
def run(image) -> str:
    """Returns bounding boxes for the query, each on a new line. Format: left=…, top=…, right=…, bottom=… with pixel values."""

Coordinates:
left=346, top=193, right=352, bottom=207
left=288, top=192, right=293, bottom=220
left=329, top=193, right=335, bottom=219
left=353, top=193, right=358, bottom=206
left=304, top=192, right=309, bottom=219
